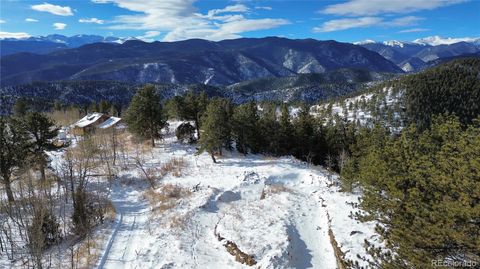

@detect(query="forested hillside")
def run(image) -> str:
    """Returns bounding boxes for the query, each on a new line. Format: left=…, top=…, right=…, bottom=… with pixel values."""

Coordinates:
left=313, top=58, right=480, bottom=268
left=0, top=68, right=394, bottom=115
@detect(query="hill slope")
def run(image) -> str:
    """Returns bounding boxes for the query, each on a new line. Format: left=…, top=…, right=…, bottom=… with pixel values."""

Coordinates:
left=0, top=37, right=402, bottom=86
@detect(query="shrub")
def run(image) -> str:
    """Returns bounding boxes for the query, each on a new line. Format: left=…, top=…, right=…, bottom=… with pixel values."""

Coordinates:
left=28, top=208, right=61, bottom=250
left=176, top=122, right=196, bottom=143
left=72, top=188, right=106, bottom=236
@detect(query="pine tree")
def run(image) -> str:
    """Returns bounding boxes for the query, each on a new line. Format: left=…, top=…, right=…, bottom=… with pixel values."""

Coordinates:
left=53, top=100, right=62, bottom=111
left=292, top=104, right=316, bottom=162
left=23, top=112, right=61, bottom=181
left=0, top=117, right=30, bottom=202
left=184, top=91, right=209, bottom=139
left=231, top=102, right=260, bottom=154
left=12, top=97, right=29, bottom=116
left=353, top=116, right=480, bottom=268
left=124, top=85, right=167, bottom=147
left=199, top=98, right=232, bottom=163
left=258, top=102, right=280, bottom=154
left=277, top=103, right=293, bottom=155
left=99, top=100, right=111, bottom=114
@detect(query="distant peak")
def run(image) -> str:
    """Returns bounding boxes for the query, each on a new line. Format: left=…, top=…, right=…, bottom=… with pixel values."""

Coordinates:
left=413, top=35, right=480, bottom=46
left=382, top=40, right=413, bottom=48
left=353, top=39, right=376, bottom=45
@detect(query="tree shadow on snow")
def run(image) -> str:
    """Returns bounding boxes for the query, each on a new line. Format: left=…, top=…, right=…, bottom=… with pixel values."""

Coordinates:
left=287, top=225, right=313, bottom=269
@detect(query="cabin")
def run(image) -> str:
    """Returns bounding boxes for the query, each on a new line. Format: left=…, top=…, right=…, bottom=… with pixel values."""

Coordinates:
left=97, top=116, right=125, bottom=134
left=71, top=112, right=112, bottom=135
left=97, top=116, right=122, bottom=130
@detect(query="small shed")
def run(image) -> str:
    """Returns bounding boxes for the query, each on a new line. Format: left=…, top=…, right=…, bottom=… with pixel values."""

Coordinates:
left=71, top=113, right=110, bottom=135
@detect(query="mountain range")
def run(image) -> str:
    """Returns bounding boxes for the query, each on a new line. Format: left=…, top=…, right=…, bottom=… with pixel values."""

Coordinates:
left=1, top=35, right=478, bottom=80
left=0, top=34, right=137, bottom=56
left=1, top=35, right=479, bottom=111
left=0, top=37, right=402, bottom=87
left=355, top=38, right=480, bottom=72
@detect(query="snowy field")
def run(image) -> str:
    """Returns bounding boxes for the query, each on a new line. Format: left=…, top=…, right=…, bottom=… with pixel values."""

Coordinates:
left=1, top=122, right=380, bottom=269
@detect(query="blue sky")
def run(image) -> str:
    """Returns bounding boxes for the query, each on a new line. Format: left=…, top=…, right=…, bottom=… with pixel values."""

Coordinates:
left=0, top=0, right=478, bottom=42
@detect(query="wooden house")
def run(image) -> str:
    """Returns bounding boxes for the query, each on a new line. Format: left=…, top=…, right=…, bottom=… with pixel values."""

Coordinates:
left=71, top=113, right=110, bottom=135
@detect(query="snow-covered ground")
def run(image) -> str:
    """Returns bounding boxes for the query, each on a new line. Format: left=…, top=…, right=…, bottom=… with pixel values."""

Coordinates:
left=1, top=122, right=380, bottom=268
left=92, top=122, right=379, bottom=269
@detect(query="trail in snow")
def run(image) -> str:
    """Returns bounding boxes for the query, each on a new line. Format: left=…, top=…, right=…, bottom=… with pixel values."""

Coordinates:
left=98, top=182, right=150, bottom=269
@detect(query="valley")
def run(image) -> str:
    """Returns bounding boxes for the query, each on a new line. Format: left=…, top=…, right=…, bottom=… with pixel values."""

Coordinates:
left=0, top=2, right=479, bottom=266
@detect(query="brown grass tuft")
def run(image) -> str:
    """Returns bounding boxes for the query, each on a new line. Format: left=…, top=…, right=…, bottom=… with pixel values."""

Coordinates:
left=160, top=157, right=185, bottom=177
left=144, top=184, right=191, bottom=213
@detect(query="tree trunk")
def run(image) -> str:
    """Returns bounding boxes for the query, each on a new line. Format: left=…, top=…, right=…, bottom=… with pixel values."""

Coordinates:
left=4, top=174, right=14, bottom=203
left=112, top=128, right=117, bottom=165
left=151, top=136, right=155, bottom=147
left=195, top=118, right=201, bottom=140
left=210, top=153, right=217, bottom=163
left=40, top=160, right=46, bottom=182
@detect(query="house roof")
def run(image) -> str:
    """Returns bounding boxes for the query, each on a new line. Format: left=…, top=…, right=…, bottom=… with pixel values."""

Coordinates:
left=98, top=116, right=122, bottom=129
left=73, top=113, right=105, bottom=128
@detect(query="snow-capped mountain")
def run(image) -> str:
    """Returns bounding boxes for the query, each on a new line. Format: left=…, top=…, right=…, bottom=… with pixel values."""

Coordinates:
left=0, top=34, right=139, bottom=56
left=353, top=39, right=376, bottom=45
left=413, top=35, right=480, bottom=46
left=355, top=36, right=480, bottom=72
left=1, top=34, right=138, bottom=46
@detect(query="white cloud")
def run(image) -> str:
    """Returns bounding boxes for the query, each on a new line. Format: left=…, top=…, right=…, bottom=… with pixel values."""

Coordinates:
left=0, top=31, right=31, bottom=39
left=314, top=16, right=422, bottom=32
left=53, top=23, right=67, bottom=30
left=25, top=18, right=39, bottom=22
left=207, top=4, right=249, bottom=17
left=0, top=20, right=5, bottom=24
left=386, top=16, right=423, bottom=26
left=322, top=0, right=466, bottom=16
left=79, top=18, right=105, bottom=24
left=255, top=6, right=272, bottom=11
left=314, top=17, right=382, bottom=32
left=398, top=28, right=429, bottom=33
left=92, top=0, right=289, bottom=41
left=136, top=30, right=161, bottom=41
left=163, top=18, right=288, bottom=41
left=31, top=2, right=73, bottom=16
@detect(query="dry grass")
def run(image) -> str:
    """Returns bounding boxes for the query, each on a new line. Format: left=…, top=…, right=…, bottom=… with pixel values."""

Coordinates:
left=46, top=108, right=82, bottom=127
left=168, top=211, right=192, bottom=231
left=74, top=235, right=104, bottom=269
left=144, top=184, right=191, bottom=213
left=104, top=200, right=116, bottom=220
left=262, top=183, right=292, bottom=198
left=261, top=155, right=277, bottom=161
left=160, top=157, right=185, bottom=177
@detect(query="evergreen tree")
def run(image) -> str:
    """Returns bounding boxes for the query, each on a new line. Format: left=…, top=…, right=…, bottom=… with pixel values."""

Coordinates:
left=185, top=91, right=208, bottom=139
left=0, top=117, right=30, bottom=202
left=53, top=100, right=62, bottom=111
left=99, top=100, right=111, bottom=114
left=292, top=104, right=316, bottom=162
left=277, top=103, right=294, bottom=155
left=231, top=102, right=260, bottom=154
left=351, top=116, right=479, bottom=268
left=198, top=98, right=232, bottom=163
left=258, top=102, right=280, bottom=154
left=89, top=102, right=99, bottom=113
left=13, top=97, right=29, bottom=116
left=175, top=122, right=196, bottom=144
left=124, top=85, right=167, bottom=147
left=23, top=112, right=61, bottom=181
